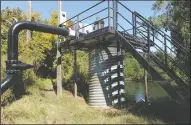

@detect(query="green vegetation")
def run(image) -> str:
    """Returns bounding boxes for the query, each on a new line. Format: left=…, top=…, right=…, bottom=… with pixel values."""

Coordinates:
left=124, top=52, right=144, bottom=80
left=0, top=7, right=145, bottom=124
left=1, top=79, right=164, bottom=124
left=1, top=7, right=144, bottom=103
left=1, top=1, right=190, bottom=124
left=149, top=0, right=190, bottom=79
left=151, top=0, right=190, bottom=50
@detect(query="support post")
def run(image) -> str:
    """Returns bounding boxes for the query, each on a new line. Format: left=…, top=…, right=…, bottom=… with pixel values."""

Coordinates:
left=164, top=34, right=167, bottom=66
left=144, top=24, right=150, bottom=103
left=74, top=49, right=77, bottom=98
left=115, top=0, right=121, bottom=108
left=134, top=14, right=137, bottom=37
left=108, top=0, right=111, bottom=31
left=147, top=25, right=150, bottom=71
left=26, top=0, right=31, bottom=43
left=113, top=0, right=117, bottom=30
left=117, top=40, right=121, bottom=108
left=57, top=0, right=62, bottom=96
left=144, top=69, right=148, bottom=103
left=132, top=13, right=137, bottom=37
left=112, top=0, right=115, bottom=28
left=74, top=15, right=79, bottom=98
left=132, top=13, right=135, bottom=37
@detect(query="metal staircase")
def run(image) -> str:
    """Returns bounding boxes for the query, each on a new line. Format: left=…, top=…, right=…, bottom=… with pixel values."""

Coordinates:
left=115, top=1, right=190, bottom=104
left=62, top=0, right=190, bottom=104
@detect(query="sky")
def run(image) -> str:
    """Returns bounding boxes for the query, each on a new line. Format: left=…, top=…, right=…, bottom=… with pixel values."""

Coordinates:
left=1, top=1, right=172, bottom=52
left=1, top=1, right=157, bottom=33
left=1, top=1, right=156, bottom=20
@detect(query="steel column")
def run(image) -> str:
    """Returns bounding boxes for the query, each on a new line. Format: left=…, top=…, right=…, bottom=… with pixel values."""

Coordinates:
left=147, top=25, right=150, bottom=71
left=164, top=34, right=167, bottom=66
left=108, top=0, right=111, bottom=31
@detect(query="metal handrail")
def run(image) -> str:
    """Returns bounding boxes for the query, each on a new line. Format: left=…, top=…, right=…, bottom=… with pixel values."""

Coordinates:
left=120, top=11, right=189, bottom=78
left=117, top=6, right=189, bottom=79
left=138, top=31, right=189, bottom=81
left=68, top=7, right=108, bottom=28
left=137, top=30, right=189, bottom=77
left=117, top=0, right=189, bottom=54
left=134, top=11, right=189, bottom=54
left=60, top=0, right=105, bottom=26
left=136, top=20, right=189, bottom=60
left=75, top=16, right=109, bottom=32
left=117, top=23, right=149, bottom=47
left=118, top=10, right=178, bottom=60
left=117, top=12, right=133, bottom=26
left=118, top=1, right=133, bottom=13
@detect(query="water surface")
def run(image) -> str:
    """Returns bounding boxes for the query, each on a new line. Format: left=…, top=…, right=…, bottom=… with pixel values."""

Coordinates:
left=124, top=80, right=168, bottom=103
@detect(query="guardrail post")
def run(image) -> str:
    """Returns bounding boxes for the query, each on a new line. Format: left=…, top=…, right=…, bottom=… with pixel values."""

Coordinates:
left=132, top=13, right=134, bottom=37
left=108, top=0, right=111, bottom=31
left=115, top=0, right=121, bottom=109
left=76, top=15, right=79, bottom=38
left=74, top=48, right=77, bottom=98
left=132, top=13, right=136, bottom=37
left=164, top=34, right=167, bottom=66
left=144, top=68, right=148, bottom=103
left=147, top=25, right=150, bottom=70
left=112, top=0, right=114, bottom=28
left=113, top=0, right=116, bottom=30
left=74, top=15, right=79, bottom=98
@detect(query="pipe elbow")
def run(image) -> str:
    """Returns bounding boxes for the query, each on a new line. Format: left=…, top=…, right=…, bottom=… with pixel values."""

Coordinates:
left=8, top=21, right=69, bottom=36
left=0, top=74, right=14, bottom=94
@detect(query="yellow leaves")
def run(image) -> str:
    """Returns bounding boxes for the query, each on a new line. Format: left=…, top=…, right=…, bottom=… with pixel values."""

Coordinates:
left=47, top=11, right=58, bottom=26
left=18, top=30, right=53, bottom=62
left=32, top=12, right=41, bottom=22
left=66, top=20, right=73, bottom=28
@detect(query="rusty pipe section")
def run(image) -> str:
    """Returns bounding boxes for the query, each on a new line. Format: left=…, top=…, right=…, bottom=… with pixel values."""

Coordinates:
left=1, top=21, right=69, bottom=94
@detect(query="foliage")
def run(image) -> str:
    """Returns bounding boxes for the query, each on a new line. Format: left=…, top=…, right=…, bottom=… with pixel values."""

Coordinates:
left=1, top=7, right=90, bottom=101
left=151, top=0, right=190, bottom=50
left=149, top=0, right=190, bottom=80
left=1, top=6, right=145, bottom=105
left=124, top=52, right=144, bottom=80
left=1, top=79, right=164, bottom=124
left=1, top=7, right=26, bottom=54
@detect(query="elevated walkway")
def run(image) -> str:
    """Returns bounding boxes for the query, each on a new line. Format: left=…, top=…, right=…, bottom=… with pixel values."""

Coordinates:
left=61, top=0, right=190, bottom=105
left=64, top=26, right=153, bottom=51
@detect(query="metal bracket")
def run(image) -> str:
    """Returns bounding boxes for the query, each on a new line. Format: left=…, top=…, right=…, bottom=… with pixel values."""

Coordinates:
left=6, top=60, right=33, bottom=74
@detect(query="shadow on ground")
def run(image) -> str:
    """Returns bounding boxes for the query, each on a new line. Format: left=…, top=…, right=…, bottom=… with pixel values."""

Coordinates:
left=104, top=96, right=190, bottom=124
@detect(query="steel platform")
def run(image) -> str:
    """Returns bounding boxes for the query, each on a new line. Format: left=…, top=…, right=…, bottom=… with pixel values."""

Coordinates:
left=63, top=26, right=154, bottom=51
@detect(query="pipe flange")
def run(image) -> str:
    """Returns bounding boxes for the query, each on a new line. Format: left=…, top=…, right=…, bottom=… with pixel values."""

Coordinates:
left=6, top=70, right=15, bottom=74
left=5, top=60, right=19, bottom=64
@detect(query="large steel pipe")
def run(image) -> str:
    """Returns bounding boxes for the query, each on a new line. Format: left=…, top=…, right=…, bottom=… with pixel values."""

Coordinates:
left=1, top=21, right=69, bottom=94
left=8, top=21, right=69, bottom=61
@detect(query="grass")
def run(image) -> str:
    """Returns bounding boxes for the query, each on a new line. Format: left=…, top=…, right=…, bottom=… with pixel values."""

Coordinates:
left=1, top=78, right=164, bottom=124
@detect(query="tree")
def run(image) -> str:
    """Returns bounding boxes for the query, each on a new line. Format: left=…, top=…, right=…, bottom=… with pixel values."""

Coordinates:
left=149, top=0, right=190, bottom=79
left=151, top=0, right=190, bottom=51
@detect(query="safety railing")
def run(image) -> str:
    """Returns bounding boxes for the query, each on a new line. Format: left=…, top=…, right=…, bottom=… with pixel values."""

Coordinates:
left=116, top=1, right=190, bottom=85
left=60, top=0, right=115, bottom=38
left=60, top=0, right=190, bottom=86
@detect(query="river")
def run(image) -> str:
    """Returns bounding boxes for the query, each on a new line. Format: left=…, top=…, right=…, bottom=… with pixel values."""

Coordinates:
left=124, top=80, right=168, bottom=103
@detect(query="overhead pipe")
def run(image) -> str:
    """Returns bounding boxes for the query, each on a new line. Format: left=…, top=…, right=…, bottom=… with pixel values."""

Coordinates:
left=1, top=21, right=69, bottom=94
